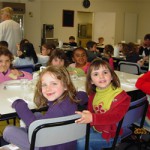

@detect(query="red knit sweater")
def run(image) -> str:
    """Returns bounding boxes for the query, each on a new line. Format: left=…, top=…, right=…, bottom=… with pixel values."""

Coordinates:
left=135, top=71, right=150, bottom=95
left=136, top=71, right=150, bottom=119
left=88, top=90, right=130, bottom=141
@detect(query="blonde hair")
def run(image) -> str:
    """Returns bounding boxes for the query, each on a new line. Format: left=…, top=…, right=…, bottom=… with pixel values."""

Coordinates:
left=34, top=66, right=79, bottom=108
left=1, top=7, right=14, bottom=19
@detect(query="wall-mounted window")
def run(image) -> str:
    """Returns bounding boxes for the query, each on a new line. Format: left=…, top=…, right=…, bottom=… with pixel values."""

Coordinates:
left=62, top=10, right=74, bottom=27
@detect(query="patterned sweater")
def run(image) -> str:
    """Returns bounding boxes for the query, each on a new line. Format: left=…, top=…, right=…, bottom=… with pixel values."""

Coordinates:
left=88, top=90, right=130, bottom=141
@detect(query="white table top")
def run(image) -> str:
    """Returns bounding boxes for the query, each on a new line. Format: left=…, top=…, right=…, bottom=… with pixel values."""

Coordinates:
left=0, top=71, right=139, bottom=117
left=0, top=80, right=36, bottom=116
left=72, top=71, right=139, bottom=92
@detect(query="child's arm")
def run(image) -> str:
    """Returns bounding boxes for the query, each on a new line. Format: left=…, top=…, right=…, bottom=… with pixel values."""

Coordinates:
left=75, top=110, right=92, bottom=124
left=76, top=91, right=88, bottom=106
left=10, top=69, right=32, bottom=80
left=12, top=99, right=37, bottom=127
left=76, top=91, right=130, bottom=126
left=135, top=71, right=150, bottom=95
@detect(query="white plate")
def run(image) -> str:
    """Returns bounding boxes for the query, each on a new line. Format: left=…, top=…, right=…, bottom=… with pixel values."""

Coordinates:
left=3, top=80, right=21, bottom=89
left=126, top=79, right=137, bottom=83
left=121, top=82, right=135, bottom=87
left=3, top=80, right=21, bottom=84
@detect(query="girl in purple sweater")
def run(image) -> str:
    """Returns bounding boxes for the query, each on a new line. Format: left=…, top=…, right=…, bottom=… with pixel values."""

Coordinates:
left=0, top=47, right=32, bottom=83
left=3, top=66, right=88, bottom=150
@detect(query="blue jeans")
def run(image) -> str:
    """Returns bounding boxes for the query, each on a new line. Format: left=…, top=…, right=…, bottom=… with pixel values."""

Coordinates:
left=77, top=127, right=121, bottom=150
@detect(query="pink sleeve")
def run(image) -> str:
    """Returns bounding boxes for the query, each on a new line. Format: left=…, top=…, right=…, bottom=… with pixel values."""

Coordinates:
left=109, top=58, right=114, bottom=70
left=18, top=71, right=33, bottom=80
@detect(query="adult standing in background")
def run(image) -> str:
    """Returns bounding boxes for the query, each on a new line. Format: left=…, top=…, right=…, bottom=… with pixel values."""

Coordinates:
left=0, top=7, right=22, bottom=56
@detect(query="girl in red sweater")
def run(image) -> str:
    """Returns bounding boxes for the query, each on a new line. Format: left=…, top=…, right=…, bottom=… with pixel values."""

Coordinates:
left=136, top=71, right=150, bottom=119
left=75, top=59, right=130, bottom=150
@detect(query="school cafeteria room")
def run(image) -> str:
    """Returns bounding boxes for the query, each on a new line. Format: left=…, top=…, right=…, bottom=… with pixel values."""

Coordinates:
left=0, top=0, right=150, bottom=149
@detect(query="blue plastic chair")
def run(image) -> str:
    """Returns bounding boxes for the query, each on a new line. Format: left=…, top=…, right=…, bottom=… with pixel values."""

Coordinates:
left=99, top=96, right=148, bottom=150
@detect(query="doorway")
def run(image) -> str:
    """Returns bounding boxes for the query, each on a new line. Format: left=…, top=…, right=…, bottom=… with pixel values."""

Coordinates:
left=93, top=12, right=116, bottom=45
left=77, top=11, right=93, bottom=47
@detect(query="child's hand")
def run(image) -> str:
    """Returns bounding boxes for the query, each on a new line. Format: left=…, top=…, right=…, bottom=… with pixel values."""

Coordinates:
left=17, top=50, right=23, bottom=57
left=0, top=66, right=6, bottom=72
left=75, top=110, right=93, bottom=124
left=10, top=69, right=24, bottom=78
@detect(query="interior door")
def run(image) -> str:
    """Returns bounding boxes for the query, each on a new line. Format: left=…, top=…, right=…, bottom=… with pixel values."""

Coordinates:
left=124, top=13, right=138, bottom=43
left=93, top=12, right=116, bottom=45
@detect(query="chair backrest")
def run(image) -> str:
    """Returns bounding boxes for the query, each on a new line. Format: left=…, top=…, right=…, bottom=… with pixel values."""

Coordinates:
left=111, top=96, right=148, bottom=149
left=28, top=114, right=87, bottom=150
left=14, top=65, right=34, bottom=74
left=118, top=61, right=141, bottom=75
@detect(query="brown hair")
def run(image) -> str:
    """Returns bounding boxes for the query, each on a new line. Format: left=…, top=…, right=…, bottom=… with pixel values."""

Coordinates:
left=69, top=36, right=75, bottom=40
left=34, top=66, right=78, bottom=108
left=122, top=42, right=137, bottom=56
left=0, top=47, right=14, bottom=68
left=47, top=49, right=68, bottom=67
left=104, top=44, right=114, bottom=57
left=98, top=37, right=104, bottom=41
left=42, top=43, right=56, bottom=56
left=86, top=58, right=120, bottom=95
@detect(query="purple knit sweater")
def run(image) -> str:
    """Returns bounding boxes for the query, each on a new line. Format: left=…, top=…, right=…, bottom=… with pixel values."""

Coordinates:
left=12, top=91, right=88, bottom=150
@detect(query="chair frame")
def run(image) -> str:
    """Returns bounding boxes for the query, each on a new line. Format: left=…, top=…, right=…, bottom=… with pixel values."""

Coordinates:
left=86, top=96, right=148, bottom=150
left=102, top=96, right=148, bottom=150
left=118, top=61, right=141, bottom=75
left=28, top=114, right=89, bottom=150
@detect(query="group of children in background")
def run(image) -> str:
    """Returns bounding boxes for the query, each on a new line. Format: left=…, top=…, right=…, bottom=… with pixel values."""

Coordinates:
left=0, top=34, right=150, bottom=150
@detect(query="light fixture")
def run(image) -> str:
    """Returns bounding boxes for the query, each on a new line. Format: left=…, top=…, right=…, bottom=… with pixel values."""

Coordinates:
left=83, top=0, right=90, bottom=8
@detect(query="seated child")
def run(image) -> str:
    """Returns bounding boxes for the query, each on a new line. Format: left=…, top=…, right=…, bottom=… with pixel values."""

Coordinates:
left=37, top=43, right=56, bottom=66
left=41, top=42, right=56, bottom=56
left=86, top=40, right=100, bottom=62
left=0, top=47, right=32, bottom=83
left=75, top=59, right=130, bottom=150
left=97, top=37, right=104, bottom=46
left=69, top=47, right=90, bottom=75
left=47, top=49, right=69, bottom=67
left=102, top=44, right=114, bottom=69
left=0, top=40, right=8, bottom=48
left=3, top=65, right=88, bottom=150
left=13, top=42, right=38, bottom=67
left=69, top=36, right=77, bottom=47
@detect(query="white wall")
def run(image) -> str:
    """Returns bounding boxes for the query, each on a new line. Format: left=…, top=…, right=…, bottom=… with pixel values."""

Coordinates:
left=0, top=0, right=150, bottom=52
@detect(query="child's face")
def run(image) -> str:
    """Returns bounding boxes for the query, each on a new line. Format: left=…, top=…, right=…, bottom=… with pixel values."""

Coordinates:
left=41, top=46, right=49, bottom=56
left=91, top=66, right=112, bottom=89
left=0, top=55, right=11, bottom=72
left=51, top=58, right=64, bottom=67
left=41, top=72, right=66, bottom=101
left=69, top=39, right=75, bottom=43
left=99, top=38, right=104, bottom=44
left=72, top=49, right=87, bottom=67
left=144, top=39, right=150, bottom=47
left=90, top=44, right=97, bottom=52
